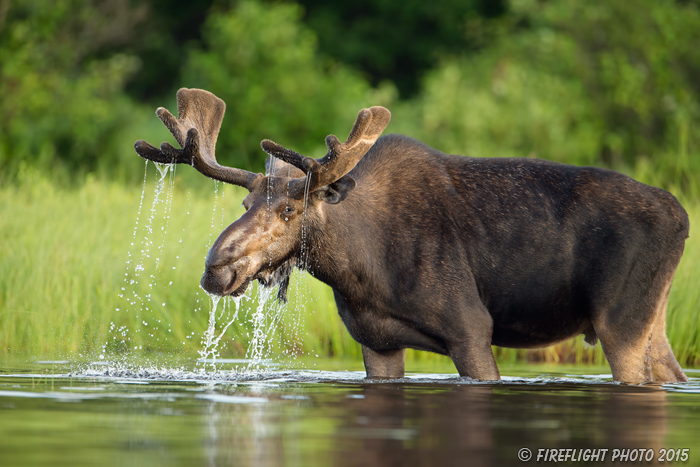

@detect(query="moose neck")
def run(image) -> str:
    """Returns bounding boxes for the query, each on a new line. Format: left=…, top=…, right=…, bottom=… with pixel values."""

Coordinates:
left=300, top=193, right=390, bottom=305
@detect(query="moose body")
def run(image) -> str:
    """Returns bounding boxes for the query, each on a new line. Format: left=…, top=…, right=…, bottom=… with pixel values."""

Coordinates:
left=135, top=88, right=689, bottom=383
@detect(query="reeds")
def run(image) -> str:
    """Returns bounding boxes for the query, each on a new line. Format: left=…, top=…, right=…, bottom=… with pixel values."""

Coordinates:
left=1, top=164, right=698, bottom=367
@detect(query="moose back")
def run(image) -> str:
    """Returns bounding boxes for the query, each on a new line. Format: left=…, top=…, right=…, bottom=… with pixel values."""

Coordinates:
left=135, top=88, right=689, bottom=383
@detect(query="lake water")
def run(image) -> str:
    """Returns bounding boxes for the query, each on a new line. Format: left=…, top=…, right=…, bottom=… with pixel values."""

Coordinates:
left=1, top=359, right=699, bottom=466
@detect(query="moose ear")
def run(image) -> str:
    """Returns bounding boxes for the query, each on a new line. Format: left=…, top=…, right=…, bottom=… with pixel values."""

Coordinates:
left=315, top=176, right=356, bottom=204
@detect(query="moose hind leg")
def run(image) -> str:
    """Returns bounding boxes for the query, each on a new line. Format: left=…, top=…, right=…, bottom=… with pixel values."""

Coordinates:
left=649, top=291, right=688, bottom=383
left=362, top=346, right=405, bottom=379
left=594, top=324, right=654, bottom=383
left=592, top=294, right=654, bottom=383
left=593, top=274, right=686, bottom=383
left=651, top=334, right=688, bottom=383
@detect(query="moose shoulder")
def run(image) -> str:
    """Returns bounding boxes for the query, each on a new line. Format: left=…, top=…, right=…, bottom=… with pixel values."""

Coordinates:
left=135, top=88, right=689, bottom=383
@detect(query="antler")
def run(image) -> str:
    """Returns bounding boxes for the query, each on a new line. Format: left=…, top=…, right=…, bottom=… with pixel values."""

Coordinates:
left=261, top=106, right=391, bottom=195
left=134, top=88, right=260, bottom=190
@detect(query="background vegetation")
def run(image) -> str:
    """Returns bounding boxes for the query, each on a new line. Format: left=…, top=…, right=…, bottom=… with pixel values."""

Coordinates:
left=1, top=0, right=699, bottom=368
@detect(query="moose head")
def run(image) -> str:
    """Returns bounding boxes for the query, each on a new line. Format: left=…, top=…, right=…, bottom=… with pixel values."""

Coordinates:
left=134, top=88, right=390, bottom=301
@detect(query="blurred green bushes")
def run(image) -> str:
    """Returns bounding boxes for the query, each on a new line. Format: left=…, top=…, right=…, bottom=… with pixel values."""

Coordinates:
left=295, top=0, right=508, bottom=96
left=0, top=0, right=145, bottom=175
left=1, top=0, right=699, bottom=188
left=181, top=0, right=395, bottom=172
left=401, top=0, right=700, bottom=191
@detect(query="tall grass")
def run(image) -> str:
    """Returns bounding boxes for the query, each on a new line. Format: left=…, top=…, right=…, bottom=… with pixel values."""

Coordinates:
left=0, top=163, right=361, bottom=364
left=1, top=162, right=698, bottom=368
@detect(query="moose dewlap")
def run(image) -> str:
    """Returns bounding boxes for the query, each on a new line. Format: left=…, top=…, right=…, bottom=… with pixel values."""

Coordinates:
left=134, top=88, right=689, bottom=383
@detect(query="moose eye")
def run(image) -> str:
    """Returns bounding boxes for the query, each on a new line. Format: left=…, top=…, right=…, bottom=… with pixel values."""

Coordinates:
left=281, top=206, right=295, bottom=220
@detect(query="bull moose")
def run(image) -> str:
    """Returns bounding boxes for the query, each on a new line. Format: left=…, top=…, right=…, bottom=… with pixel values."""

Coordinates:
left=134, top=88, right=689, bottom=383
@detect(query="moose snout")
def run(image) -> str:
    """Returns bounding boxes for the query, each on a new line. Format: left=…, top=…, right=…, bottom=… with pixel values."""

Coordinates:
left=202, top=233, right=244, bottom=295
left=200, top=256, right=253, bottom=296
left=200, top=264, right=234, bottom=296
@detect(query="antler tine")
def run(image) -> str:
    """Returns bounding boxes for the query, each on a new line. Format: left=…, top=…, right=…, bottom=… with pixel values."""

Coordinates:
left=260, top=139, right=321, bottom=174
left=322, top=107, right=389, bottom=158
left=261, top=106, right=391, bottom=197
left=313, top=106, right=391, bottom=188
left=134, top=88, right=260, bottom=190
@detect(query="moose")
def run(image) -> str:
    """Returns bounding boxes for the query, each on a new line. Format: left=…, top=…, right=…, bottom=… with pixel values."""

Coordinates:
left=135, top=88, right=689, bottom=383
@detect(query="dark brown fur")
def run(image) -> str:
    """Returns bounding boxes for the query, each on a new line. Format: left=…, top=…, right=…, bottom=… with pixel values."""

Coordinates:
left=136, top=90, right=690, bottom=383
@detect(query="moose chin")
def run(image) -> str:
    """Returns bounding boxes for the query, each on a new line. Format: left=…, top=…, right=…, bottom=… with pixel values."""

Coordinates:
left=135, top=88, right=689, bottom=384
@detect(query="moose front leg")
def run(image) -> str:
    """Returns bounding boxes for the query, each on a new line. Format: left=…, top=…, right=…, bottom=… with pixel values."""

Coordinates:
left=362, top=346, right=405, bottom=379
left=448, top=340, right=500, bottom=381
left=446, top=303, right=501, bottom=381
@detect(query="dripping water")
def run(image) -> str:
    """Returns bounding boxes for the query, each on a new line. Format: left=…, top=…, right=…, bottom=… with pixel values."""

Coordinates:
left=104, top=161, right=176, bottom=366
left=104, top=158, right=312, bottom=374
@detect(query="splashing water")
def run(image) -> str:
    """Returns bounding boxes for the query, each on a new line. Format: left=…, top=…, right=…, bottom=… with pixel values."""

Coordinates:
left=199, top=294, right=242, bottom=370
left=246, top=288, right=274, bottom=370
left=300, top=173, right=313, bottom=270
left=104, top=161, right=176, bottom=365
left=102, top=161, right=313, bottom=374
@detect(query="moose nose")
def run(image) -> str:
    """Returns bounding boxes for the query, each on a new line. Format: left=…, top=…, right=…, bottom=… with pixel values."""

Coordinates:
left=200, top=265, right=234, bottom=296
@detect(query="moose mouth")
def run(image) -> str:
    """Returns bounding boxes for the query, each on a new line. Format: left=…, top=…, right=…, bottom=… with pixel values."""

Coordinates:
left=202, top=256, right=295, bottom=301
left=221, top=257, right=255, bottom=296
left=226, top=275, right=254, bottom=297
left=201, top=257, right=256, bottom=297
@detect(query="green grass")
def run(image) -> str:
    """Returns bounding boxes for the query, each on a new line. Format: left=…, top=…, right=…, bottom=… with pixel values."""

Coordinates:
left=1, top=162, right=699, bottom=369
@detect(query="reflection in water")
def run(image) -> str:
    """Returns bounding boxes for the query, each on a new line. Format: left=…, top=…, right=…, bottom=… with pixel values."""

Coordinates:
left=335, top=384, right=494, bottom=466
left=0, top=370, right=698, bottom=467
left=327, top=384, right=673, bottom=466
left=603, top=387, right=668, bottom=451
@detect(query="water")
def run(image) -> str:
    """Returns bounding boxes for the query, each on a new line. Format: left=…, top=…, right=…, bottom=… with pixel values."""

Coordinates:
left=1, top=361, right=699, bottom=467
left=105, top=162, right=291, bottom=370
left=108, top=161, right=178, bottom=362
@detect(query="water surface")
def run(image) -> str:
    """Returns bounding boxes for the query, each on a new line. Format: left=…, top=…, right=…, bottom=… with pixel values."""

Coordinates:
left=1, top=360, right=699, bottom=466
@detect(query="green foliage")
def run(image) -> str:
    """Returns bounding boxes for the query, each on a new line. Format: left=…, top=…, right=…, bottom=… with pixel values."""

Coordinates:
left=401, top=55, right=601, bottom=165
left=3, top=0, right=700, bottom=187
left=118, top=0, right=216, bottom=101
left=0, top=0, right=147, bottom=174
left=402, top=0, right=700, bottom=186
left=180, top=0, right=396, bottom=173
left=296, top=0, right=508, bottom=97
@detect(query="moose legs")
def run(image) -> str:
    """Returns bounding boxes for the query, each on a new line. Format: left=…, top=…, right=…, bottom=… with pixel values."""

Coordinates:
left=649, top=290, right=688, bottom=382
left=448, top=340, right=501, bottom=381
left=355, top=297, right=500, bottom=380
left=447, top=328, right=501, bottom=380
left=445, top=302, right=500, bottom=381
left=362, top=346, right=406, bottom=378
left=593, top=279, right=688, bottom=383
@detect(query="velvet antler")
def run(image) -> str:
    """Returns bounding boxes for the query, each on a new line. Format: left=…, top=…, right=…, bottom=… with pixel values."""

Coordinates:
left=134, top=88, right=260, bottom=190
left=261, top=106, right=391, bottom=195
